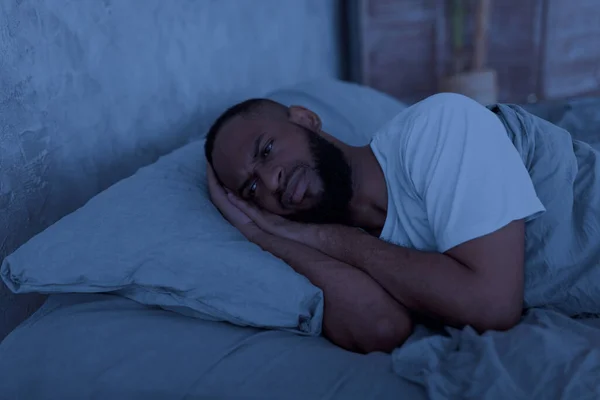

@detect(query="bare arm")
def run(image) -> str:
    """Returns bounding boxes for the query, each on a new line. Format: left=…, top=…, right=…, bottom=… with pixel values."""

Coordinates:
left=206, top=164, right=412, bottom=353
left=251, top=230, right=414, bottom=354
left=295, top=220, right=525, bottom=332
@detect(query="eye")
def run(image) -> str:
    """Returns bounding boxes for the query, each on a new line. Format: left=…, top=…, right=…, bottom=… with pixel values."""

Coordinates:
left=248, top=180, right=258, bottom=197
left=262, top=140, right=273, bottom=158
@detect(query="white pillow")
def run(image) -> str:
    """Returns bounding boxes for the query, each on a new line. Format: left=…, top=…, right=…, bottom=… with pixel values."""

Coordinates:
left=1, top=80, right=406, bottom=334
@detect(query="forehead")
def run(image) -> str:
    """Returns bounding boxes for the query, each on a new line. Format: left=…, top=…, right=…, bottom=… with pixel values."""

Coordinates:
left=214, top=115, right=262, bottom=154
left=211, top=116, right=266, bottom=187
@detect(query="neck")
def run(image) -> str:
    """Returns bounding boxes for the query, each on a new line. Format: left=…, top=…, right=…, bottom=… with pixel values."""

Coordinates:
left=341, top=144, right=388, bottom=233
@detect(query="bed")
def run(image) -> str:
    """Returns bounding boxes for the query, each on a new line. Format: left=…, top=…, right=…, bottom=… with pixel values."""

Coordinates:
left=1, top=95, right=599, bottom=400
left=3, top=93, right=600, bottom=400
left=2, top=1, right=600, bottom=399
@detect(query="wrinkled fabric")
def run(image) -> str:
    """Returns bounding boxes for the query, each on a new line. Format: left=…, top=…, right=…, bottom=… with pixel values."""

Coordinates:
left=394, top=310, right=600, bottom=400
left=0, top=293, right=426, bottom=399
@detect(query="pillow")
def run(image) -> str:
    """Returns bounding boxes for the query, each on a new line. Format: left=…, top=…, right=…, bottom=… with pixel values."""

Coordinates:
left=1, top=80, right=406, bottom=334
left=268, top=80, right=405, bottom=145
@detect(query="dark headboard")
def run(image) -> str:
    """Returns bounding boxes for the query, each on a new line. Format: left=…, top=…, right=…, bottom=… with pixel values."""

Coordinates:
left=347, top=0, right=600, bottom=104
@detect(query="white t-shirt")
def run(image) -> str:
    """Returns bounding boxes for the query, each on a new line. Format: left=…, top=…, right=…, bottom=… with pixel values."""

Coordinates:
left=370, top=93, right=546, bottom=253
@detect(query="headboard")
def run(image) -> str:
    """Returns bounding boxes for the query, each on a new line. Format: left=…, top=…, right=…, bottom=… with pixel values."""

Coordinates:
left=347, top=0, right=600, bottom=103
left=0, top=0, right=341, bottom=340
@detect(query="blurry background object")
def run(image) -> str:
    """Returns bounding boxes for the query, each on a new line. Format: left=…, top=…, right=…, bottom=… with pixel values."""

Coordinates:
left=347, top=0, right=600, bottom=104
left=439, top=0, right=498, bottom=104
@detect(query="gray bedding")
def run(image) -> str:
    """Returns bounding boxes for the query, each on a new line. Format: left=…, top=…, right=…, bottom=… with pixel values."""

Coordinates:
left=523, top=96, right=600, bottom=151
left=395, top=310, right=600, bottom=399
left=0, top=293, right=426, bottom=399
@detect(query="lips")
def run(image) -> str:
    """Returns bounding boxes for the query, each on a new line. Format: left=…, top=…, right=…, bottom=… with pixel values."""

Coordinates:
left=282, top=168, right=308, bottom=207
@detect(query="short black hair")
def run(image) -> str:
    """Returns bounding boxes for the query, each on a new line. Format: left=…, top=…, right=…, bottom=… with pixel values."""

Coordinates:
left=204, top=98, right=284, bottom=165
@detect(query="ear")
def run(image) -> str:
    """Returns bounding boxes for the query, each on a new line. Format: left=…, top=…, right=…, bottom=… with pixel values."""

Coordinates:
left=288, top=105, right=322, bottom=132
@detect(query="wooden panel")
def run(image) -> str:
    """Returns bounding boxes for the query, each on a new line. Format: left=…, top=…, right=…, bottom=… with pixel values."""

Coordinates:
left=483, top=0, right=544, bottom=102
left=350, top=0, right=600, bottom=103
left=367, top=0, right=439, bottom=25
left=359, top=0, right=449, bottom=102
left=542, top=0, right=600, bottom=99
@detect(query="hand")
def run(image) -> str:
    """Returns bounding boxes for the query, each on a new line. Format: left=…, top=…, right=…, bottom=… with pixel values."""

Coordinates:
left=226, top=193, right=315, bottom=243
left=206, top=163, right=263, bottom=241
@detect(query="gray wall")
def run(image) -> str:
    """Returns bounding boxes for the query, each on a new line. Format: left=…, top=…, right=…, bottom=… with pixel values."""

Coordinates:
left=0, top=0, right=341, bottom=340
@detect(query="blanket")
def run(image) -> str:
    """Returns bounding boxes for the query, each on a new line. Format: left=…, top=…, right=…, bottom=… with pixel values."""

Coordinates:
left=392, top=104, right=600, bottom=399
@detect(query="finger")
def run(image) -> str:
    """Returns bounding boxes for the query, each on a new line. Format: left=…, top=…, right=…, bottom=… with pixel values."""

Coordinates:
left=206, top=162, right=216, bottom=181
left=206, top=164, right=218, bottom=189
left=227, top=193, right=249, bottom=211
left=228, top=194, right=282, bottom=224
left=228, top=194, right=262, bottom=221
left=206, top=167, right=235, bottom=219
left=206, top=165, right=227, bottom=196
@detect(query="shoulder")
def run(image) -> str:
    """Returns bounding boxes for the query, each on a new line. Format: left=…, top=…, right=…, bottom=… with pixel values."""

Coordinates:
left=416, top=92, right=478, bottom=106
left=369, top=93, right=497, bottom=166
left=402, top=93, right=502, bottom=145
left=372, top=93, right=487, bottom=140
left=406, top=93, right=491, bottom=126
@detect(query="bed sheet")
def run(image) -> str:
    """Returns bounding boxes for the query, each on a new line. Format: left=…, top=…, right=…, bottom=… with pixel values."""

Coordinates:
left=0, top=293, right=426, bottom=400
left=524, top=96, right=600, bottom=150
left=394, top=310, right=600, bottom=399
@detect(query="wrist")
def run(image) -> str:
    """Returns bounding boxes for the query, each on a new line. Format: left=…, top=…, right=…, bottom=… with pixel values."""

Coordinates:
left=308, top=223, right=340, bottom=253
left=314, top=223, right=331, bottom=245
left=316, top=224, right=369, bottom=269
left=286, top=222, right=319, bottom=246
left=242, top=225, right=269, bottom=244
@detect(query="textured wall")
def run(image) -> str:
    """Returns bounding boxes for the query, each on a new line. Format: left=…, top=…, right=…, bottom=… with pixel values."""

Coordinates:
left=0, top=0, right=340, bottom=340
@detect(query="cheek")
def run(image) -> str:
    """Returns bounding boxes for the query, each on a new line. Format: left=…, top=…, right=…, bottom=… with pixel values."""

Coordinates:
left=280, top=137, right=313, bottom=167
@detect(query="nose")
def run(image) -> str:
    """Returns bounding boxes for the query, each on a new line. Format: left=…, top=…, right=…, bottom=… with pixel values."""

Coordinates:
left=256, top=164, right=284, bottom=193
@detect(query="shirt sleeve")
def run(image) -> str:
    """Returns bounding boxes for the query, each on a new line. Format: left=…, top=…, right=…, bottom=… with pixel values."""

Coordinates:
left=402, top=93, right=545, bottom=253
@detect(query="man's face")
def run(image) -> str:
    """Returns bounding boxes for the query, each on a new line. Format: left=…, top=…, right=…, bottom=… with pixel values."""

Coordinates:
left=211, top=110, right=353, bottom=224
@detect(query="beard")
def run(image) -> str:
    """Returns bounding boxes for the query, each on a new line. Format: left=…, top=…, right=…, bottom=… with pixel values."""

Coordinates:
left=286, top=128, right=353, bottom=225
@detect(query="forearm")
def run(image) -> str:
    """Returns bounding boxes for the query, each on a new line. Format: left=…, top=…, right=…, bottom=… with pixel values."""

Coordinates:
left=301, top=225, right=515, bottom=331
left=251, top=231, right=414, bottom=353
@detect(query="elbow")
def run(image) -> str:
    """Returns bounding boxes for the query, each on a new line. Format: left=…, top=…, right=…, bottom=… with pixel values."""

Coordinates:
left=474, top=297, right=523, bottom=332
left=491, top=307, right=522, bottom=331
left=359, top=317, right=414, bottom=354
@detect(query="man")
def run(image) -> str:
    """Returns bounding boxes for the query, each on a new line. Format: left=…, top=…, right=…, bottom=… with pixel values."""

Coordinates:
left=203, top=93, right=550, bottom=354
